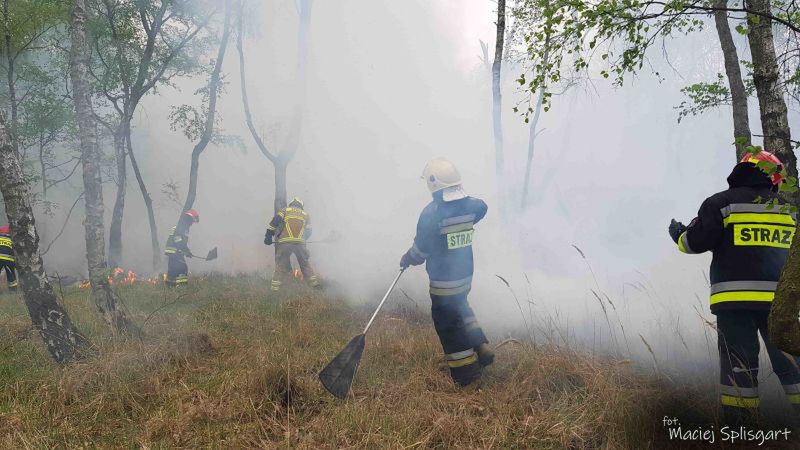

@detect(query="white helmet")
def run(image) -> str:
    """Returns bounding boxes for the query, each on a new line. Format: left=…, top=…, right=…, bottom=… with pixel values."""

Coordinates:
left=421, top=158, right=467, bottom=201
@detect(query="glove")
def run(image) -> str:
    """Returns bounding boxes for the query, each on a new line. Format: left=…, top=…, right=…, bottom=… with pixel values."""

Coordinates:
left=400, top=252, right=413, bottom=269
left=264, top=231, right=273, bottom=246
left=668, top=219, right=687, bottom=244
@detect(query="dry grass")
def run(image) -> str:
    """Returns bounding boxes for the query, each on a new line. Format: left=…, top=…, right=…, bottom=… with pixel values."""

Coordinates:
left=0, top=275, right=786, bottom=448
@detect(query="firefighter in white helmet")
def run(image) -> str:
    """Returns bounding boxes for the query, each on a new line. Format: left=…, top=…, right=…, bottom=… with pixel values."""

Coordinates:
left=400, top=158, right=493, bottom=386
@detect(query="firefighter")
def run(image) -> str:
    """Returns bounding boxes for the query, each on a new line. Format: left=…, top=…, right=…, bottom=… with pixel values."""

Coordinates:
left=0, top=225, right=17, bottom=291
left=669, top=150, right=800, bottom=424
left=164, top=209, right=199, bottom=286
left=399, top=158, right=493, bottom=387
left=264, top=197, right=320, bottom=291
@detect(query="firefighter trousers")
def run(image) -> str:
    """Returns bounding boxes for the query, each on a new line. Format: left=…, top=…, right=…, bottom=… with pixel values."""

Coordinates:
left=430, top=291, right=488, bottom=386
left=0, top=260, right=17, bottom=289
left=271, top=242, right=319, bottom=291
left=166, top=254, right=188, bottom=286
left=717, top=310, right=800, bottom=424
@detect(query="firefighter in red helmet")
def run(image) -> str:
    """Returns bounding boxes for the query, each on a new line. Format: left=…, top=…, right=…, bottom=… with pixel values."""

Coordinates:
left=164, top=209, right=199, bottom=286
left=669, top=150, right=800, bottom=424
left=0, top=225, right=17, bottom=290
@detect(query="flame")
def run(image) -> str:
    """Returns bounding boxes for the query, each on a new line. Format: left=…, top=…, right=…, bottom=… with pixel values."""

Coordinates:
left=78, top=268, right=163, bottom=289
left=293, top=269, right=303, bottom=280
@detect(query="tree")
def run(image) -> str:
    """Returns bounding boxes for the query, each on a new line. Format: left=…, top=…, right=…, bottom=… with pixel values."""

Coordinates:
left=237, top=0, right=312, bottom=213
left=70, top=0, right=139, bottom=335
left=1, top=0, right=80, bottom=204
left=714, top=0, right=752, bottom=158
left=673, top=1, right=753, bottom=159
left=170, top=0, right=232, bottom=216
left=89, top=0, right=212, bottom=270
left=746, top=0, right=794, bottom=170
left=0, top=111, right=89, bottom=363
left=491, top=0, right=506, bottom=209
left=515, top=0, right=796, bottom=171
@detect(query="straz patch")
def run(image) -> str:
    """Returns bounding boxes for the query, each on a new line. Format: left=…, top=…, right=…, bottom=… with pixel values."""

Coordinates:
left=447, top=230, right=473, bottom=250
left=733, top=224, right=795, bottom=248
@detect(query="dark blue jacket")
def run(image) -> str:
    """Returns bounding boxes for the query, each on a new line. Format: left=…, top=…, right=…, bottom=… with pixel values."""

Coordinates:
left=406, top=194, right=488, bottom=295
left=677, top=163, right=794, bottom=314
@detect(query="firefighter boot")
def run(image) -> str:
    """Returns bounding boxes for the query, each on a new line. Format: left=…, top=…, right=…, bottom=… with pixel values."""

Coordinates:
left=476, top=343, right=495, bottom=367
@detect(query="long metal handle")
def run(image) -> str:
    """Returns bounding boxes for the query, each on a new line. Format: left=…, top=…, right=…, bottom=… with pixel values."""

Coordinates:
left=362, top=269, right=405, bottom=334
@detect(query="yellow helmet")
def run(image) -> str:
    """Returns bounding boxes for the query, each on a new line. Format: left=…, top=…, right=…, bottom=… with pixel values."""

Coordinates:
left=421, top=158, right=466, bottom=201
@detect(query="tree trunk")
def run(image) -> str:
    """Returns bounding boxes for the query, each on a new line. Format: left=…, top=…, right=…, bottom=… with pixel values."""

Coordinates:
left=274, top=156, right=288, bottom=212
left=70, top=0, right=139, bottom=336
left=714, top=0, right=751, bottom=159
left=3, top=0, right=17, bottom=130
left=746, top=0, right=794, bottom=174
left=771, top=237, right=800, bottom=353
left=0, top=112, right=90, bottom=363
left=126, top=130, right=160, bottom=271
left=181, top=0, right=232, bottom=215
left=521, top=38, right=550, bottom=210
left=747, top=0, right=799, bottom=353
left=491, top=0, right=505, bottom=205
left=108, top=123, right=128, bottom=268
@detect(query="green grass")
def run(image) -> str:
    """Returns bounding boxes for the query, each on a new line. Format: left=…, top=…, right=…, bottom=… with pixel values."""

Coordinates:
left=0, top=274, right=787, bottom=448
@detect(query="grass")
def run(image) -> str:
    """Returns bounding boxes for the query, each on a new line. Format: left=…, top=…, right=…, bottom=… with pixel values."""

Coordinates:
left=0, top=274, right=792, bottom=448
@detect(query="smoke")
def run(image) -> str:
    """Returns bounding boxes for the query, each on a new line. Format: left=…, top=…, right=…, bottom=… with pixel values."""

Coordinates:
left=32, top=0, right=799, bottom=383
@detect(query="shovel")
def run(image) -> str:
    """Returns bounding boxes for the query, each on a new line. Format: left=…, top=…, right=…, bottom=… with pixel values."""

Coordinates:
left=319, top=268, right=405, bottom=399
left=190, top=247, right=218, bottom=261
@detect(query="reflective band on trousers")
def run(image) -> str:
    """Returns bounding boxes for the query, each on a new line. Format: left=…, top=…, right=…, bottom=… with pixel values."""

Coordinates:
left=709, top=281, right=777, bottom=304
left=721, top=394, right=760, bottom=408
left=720, top=385, right=758, bottom=397
left=0, top=255, right=13, bottom=261
left=720, top=385, right=759, bottom=408
left=446, top=349, right=478, bottom=368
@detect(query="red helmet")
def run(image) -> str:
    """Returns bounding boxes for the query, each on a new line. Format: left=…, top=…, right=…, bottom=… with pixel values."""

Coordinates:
left=0, top=225, right=9, bottom=235
left=741, top=150, right=784, bottom=186
left=184, top=209, right=200, bottom=223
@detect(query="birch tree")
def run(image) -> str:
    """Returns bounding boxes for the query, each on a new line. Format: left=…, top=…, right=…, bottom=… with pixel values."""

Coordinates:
left=237, top=0, right=312, bottom=213
left=0, top=111, right=89, bottom=363
left=71, top=0, right=139, bottom=335
left=170, top=0, right=232, bottom=216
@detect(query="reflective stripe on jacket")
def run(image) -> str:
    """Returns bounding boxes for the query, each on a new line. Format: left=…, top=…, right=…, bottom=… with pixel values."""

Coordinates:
left=0, top=234, right=13, bottom=262
left=164, top=226, right=190, bottom=256
left=268, top=207, right=312, bottom=244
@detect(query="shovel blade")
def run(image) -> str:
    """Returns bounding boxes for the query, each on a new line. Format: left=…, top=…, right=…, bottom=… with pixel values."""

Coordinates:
left=319, top=334, right=366, bottom=399
left=205, top=247, right=218, bottom=261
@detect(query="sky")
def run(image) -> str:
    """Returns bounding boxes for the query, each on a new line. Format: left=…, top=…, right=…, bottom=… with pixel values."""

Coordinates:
left=31, top=0, right=800, bottom=379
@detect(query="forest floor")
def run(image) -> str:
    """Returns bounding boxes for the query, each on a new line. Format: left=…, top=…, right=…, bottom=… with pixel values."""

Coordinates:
left=0, top=274, right=795, bottom=448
